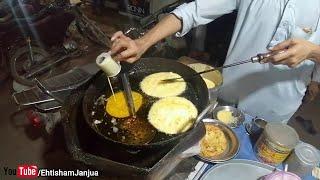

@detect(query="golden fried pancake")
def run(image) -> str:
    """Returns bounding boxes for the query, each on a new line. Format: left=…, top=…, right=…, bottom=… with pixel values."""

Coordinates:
left=148, top=97, right=198, bottom=134
left=140, top=72, right=186, bottom=98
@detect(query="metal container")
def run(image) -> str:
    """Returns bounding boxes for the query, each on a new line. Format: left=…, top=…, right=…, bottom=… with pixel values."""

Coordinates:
left=245, top=118, right=267, bottom=135
left=245, top=118, right=267, bottom=144
left=188, top=63, right=223, bottom=103
left=197, top=119, right=240, bottom=163
left=254, top=123, right=299, bottom=166
left=212, top=106, right=245, bottom=128
left=96, top=52, right=121, bottom=77
left=285, top=142, right=320, bottom=178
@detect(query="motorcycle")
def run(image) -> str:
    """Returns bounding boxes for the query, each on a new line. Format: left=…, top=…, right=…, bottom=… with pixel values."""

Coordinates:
left=1, top=0, right=110, bottom=87
left=11, top=0, right=183, bottom=135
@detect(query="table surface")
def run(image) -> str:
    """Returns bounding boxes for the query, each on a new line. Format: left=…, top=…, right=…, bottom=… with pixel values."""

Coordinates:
left=168, top=59, right=316, bottom=180
left=167, top=115, right=315, bottom=180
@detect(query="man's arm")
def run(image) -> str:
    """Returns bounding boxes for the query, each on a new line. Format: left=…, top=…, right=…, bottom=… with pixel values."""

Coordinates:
left=110, top=0, right=238, bottom=63
left=110, top=14, right=182, bottom=62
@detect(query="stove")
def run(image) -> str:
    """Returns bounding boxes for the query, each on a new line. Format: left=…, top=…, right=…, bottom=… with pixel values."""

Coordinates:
left=61, top=91, right=205, bottom=179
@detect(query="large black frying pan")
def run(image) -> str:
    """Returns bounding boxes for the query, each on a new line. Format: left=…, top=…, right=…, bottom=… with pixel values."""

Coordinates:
left=82, top=57, right=209, bottom=149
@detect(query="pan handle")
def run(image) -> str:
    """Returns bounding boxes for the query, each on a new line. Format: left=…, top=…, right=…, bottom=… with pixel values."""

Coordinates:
left=194, top=101, right=218, bottom=127
left=178, top=102, right=218, bottom=158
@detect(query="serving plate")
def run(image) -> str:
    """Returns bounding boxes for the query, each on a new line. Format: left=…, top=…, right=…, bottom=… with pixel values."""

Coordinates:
left=200, top=159, right=277, bottom=180
left=197, top=119, right=240, bottom=163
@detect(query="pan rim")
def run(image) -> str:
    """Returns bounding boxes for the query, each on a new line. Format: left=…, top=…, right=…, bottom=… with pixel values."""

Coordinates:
left=82, top=57, right=209, bottom=148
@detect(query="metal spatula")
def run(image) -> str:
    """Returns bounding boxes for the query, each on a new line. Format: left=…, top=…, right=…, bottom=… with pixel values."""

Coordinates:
left=121, top=73, right=136, bottom=117
left=161, top=51, right=284, bottom=83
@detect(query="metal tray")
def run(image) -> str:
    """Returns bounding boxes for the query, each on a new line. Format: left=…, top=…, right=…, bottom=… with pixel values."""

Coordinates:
left=198, top=119, right=240, bottom=163
left=200, top=159, right=277, bottom=180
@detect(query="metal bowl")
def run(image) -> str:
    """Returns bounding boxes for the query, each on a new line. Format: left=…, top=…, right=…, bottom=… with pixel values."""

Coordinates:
left=212, top=106, right=245, bottom=128
left=188, top=63, right=223, bottom=103
left=197, top=119, right=240, bottom=163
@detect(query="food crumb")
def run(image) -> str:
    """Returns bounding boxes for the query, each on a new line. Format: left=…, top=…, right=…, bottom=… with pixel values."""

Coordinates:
left=112, top=126, right=119, bottom=133
left=93, top=120, right=102, bottom=124
left=111, top=118, right=117, bottom=125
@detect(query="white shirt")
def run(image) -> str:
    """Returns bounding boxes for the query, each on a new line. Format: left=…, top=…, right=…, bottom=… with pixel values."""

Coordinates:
left=172, top=0, right=320, bottom=122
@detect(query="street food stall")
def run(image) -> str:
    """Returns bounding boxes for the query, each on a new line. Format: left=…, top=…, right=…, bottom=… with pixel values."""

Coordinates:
left=14, top=56, right=319, bottom=179
left=5, top=0, right=320, bottom=179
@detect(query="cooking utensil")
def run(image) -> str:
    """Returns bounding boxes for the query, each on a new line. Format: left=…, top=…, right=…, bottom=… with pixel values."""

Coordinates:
left=161, top=51, right=284, bottom=83
left=245, top=118, right=267, bottom=135
left=188, top=63, right=223, bottom=103
left=96, top=52, right=121, bottom=77
left=198, top=118, right=240, bottom=163
left=245, top=118, right=267, bottom=144
left=212, top=106, right=245, bottom=128
left=120, top=73, right=136, bottom=117
left=194, top=102, right=218, bottom=127
left=200, top=159, right=278, bottom=180
left=82, top=58, right=209, bottom=149
left=61, top=93, right=207, bottom=179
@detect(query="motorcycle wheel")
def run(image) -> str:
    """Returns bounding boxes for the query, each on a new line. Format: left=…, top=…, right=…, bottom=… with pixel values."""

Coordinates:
left=10, top=46, right=51, bottom=86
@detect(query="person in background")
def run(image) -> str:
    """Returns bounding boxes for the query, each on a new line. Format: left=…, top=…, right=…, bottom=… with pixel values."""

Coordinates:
left=109, top=0, right=320, bottom=123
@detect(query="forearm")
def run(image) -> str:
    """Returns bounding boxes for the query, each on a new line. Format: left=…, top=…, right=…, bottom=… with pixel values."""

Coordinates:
left=137, top=14, right=182, bottom=51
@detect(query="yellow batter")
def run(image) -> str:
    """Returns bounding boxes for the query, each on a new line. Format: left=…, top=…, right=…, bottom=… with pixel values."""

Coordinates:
left=148, top=97, right=198, bottom=134
left=217, top=110, right=235, bottom=124
left=105, top=91, right=143, bottom=118
left=140, top=72, right=186, bottom=98
left=203, top=78, right=216, bottom=89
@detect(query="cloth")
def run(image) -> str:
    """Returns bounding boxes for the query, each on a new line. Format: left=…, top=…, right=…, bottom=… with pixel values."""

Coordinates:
left=172, top=0, right=320, bottom=123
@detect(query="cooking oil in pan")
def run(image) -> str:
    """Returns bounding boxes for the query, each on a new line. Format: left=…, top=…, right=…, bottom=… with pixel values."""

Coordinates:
left=91, top=72, right=201, bottom=145
left=92, top=93, right=156, bottom=145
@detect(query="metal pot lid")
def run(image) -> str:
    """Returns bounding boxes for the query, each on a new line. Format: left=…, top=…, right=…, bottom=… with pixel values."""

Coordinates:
left=265, top=123, right=299, bottom=149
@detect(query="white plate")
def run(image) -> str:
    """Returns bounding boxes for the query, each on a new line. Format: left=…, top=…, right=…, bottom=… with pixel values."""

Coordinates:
left=200, top=159, right=276, bottom=180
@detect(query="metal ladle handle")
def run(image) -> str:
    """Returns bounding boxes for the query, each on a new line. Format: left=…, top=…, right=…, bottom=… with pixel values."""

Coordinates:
left=121, top=73, right=136, bottom=117
left=251, top=50, right=286, bottom=63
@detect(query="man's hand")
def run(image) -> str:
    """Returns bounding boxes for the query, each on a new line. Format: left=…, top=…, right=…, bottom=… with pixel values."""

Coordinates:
left=110, top=31, right=148, bottom=63
left=264, top=38, right=320, bottom=67
left=109, top=14, right=183, bottom=63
